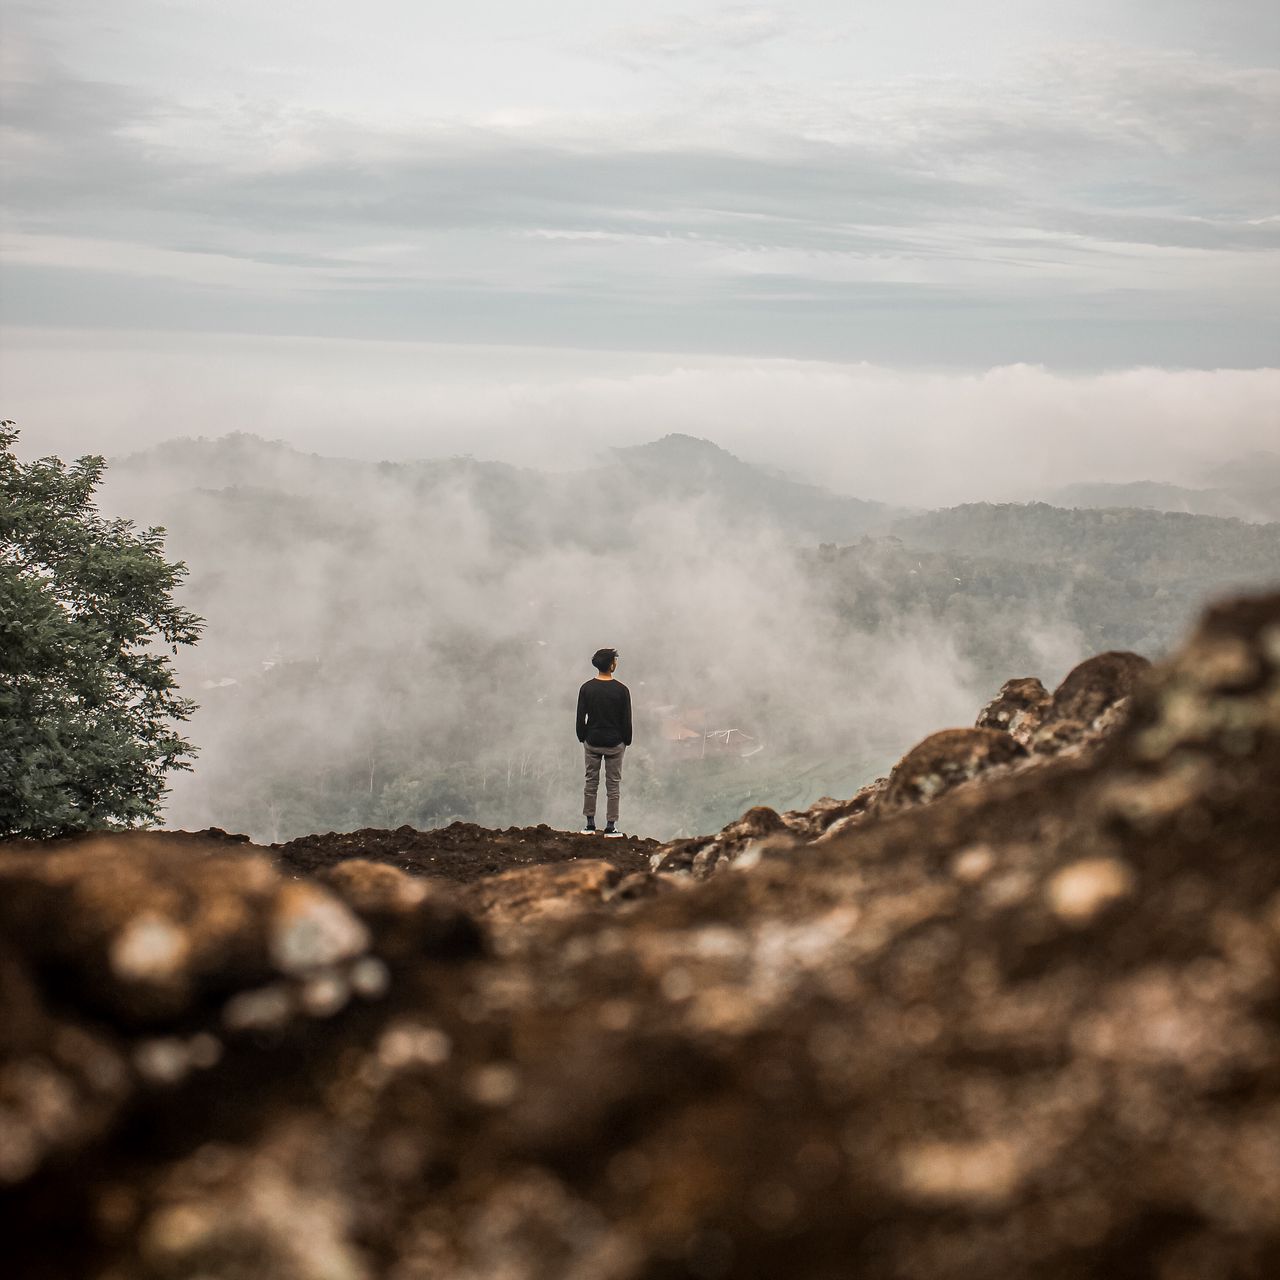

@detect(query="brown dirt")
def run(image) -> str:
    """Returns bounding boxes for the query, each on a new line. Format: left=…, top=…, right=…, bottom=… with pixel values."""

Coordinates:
left=273, top=821, right=659, bottom=885
left=3, top=592, right=1280, bottom=1280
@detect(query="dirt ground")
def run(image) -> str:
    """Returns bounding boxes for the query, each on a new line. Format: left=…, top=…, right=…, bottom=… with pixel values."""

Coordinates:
left=3, top=594, right=1280, bottom=1279
left=273, top=821, right=659, bottom=884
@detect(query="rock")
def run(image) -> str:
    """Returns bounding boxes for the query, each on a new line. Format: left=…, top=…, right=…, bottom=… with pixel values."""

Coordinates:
left=316, top=860, right=483, bottom=963
left=975, top=676, right=1052, bottom=743
left=1048, top=650, right=1151, bottom=728
left=0, top=837, right=282, bottom=1024
left=1030, top=716, right=1087, bottom=756
left=651, top=806, right=796, bottom=878
left=785, top=777, right=889, bottom=839
left=459, top=859, right=624, bottom=931
left=880, top=727, right=1028, bottom=812
left=0, top=835, right=479, bottom=1202
left=269, top=882, right=370, bottom=976
left=602, top=871, right=678, bottom=906
left=1046, top=856, right=1137, bottom=924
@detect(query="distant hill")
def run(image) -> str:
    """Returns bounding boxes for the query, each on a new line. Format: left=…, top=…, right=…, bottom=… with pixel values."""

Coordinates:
left=891, top=502, right=1280, bottom=577
left=111, top=432, right=359, bottom=494
left=837, top=503, right=1280, bottom=676
left=1036, top=480, right=1252, bottom=521
left=603, top=433, right=894, bottom=541
left=1034, top=451, right=1280, bottom=523
left=1197, top=450, right=1280, bottom=522
left=105, top=430, right=897, bottom=551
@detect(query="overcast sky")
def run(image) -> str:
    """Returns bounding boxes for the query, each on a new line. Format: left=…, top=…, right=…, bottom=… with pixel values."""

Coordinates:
left=2, top=1, right=1278, bottom=471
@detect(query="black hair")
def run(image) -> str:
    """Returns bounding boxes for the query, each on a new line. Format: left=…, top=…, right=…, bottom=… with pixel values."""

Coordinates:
left=591, top=647, right=618, bottom=672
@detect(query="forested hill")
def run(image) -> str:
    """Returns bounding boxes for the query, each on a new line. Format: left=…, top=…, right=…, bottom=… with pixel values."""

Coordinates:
left=804, top=506, right=1280, bottom=688
left=606, top=433, right=893, bottom=540
left=1033, top=449, right=1280, bottom=523
left=109, top=430, right=896, bottom=549
left=891, top=502, right=1280, bottom=579
left=1199, top=450, right=1280, bottom=522
left=1036, top=480, right=1252, bottom=521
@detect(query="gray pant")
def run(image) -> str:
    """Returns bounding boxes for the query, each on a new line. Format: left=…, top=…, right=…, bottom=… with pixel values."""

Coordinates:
left=583, top=742, right=625, bottom=823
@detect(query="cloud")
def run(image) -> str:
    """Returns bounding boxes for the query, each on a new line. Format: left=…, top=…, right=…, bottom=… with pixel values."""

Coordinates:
left=6, top=329, right=1278, bottom=509
left=84, top=430, right=1014, bottom=840
left=0, top=38, right=164, bottom=205
left=2, top=11, right=1277, bottom=367
left=609, top=7, right=793, bottom=61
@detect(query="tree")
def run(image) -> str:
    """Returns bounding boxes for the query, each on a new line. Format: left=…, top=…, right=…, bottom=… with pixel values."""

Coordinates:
left=0, top=423, right=203, bottom=836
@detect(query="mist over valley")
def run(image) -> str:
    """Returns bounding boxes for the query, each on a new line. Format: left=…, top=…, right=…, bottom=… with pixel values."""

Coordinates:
left=98, top=430, right=1280, bottom=843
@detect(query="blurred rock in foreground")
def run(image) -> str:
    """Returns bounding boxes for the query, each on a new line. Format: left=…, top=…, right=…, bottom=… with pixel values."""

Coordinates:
left=3, top=593, right=1280, bottom=1280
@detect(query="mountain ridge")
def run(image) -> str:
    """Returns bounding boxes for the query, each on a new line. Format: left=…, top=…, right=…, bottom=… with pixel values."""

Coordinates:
left=105, top=429, right=899, bottom=545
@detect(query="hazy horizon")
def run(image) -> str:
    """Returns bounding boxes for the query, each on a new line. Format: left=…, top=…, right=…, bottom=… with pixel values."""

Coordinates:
left=4, top=2, right=1278, bottom=480
left=47, top=417, right=1272, bottom=842
left=7, top=332, right=1279, bottom=508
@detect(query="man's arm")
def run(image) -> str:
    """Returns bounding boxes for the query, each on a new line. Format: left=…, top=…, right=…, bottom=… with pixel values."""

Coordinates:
left=623, top=684, right=633, bottom=746
left=576, top=685, right=588, bottom=743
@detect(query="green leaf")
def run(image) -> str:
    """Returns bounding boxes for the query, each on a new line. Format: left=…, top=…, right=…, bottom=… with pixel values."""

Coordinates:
left=0, top=425, right=204, bottom=837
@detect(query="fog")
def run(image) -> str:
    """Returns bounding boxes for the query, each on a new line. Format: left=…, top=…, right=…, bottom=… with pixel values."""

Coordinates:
left=8, top=329, right=1279, bottom=509
left=77, top=403, right=1266, bottom=845
left=84, top=429, right=1105, bottom=842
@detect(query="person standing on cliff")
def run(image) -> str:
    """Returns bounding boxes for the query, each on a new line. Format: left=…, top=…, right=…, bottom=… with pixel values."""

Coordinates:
left=576, top=647, right=632, bottom=837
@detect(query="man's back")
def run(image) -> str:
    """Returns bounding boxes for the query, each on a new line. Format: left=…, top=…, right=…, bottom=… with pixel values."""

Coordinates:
left=577, top=678, right=632, bottom=748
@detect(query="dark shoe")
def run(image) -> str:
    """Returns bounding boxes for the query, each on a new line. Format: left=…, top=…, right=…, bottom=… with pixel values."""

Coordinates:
left=579, top=820, right=597, bottom=834
left=602, top=824, right=624, bottom=838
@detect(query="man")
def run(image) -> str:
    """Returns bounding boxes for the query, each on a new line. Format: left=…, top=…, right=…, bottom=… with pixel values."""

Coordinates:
left=576, top=647, right=632, bottom=836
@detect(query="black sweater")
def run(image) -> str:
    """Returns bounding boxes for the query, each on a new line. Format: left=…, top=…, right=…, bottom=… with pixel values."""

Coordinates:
left=576, top=678, right=633, bottom=748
